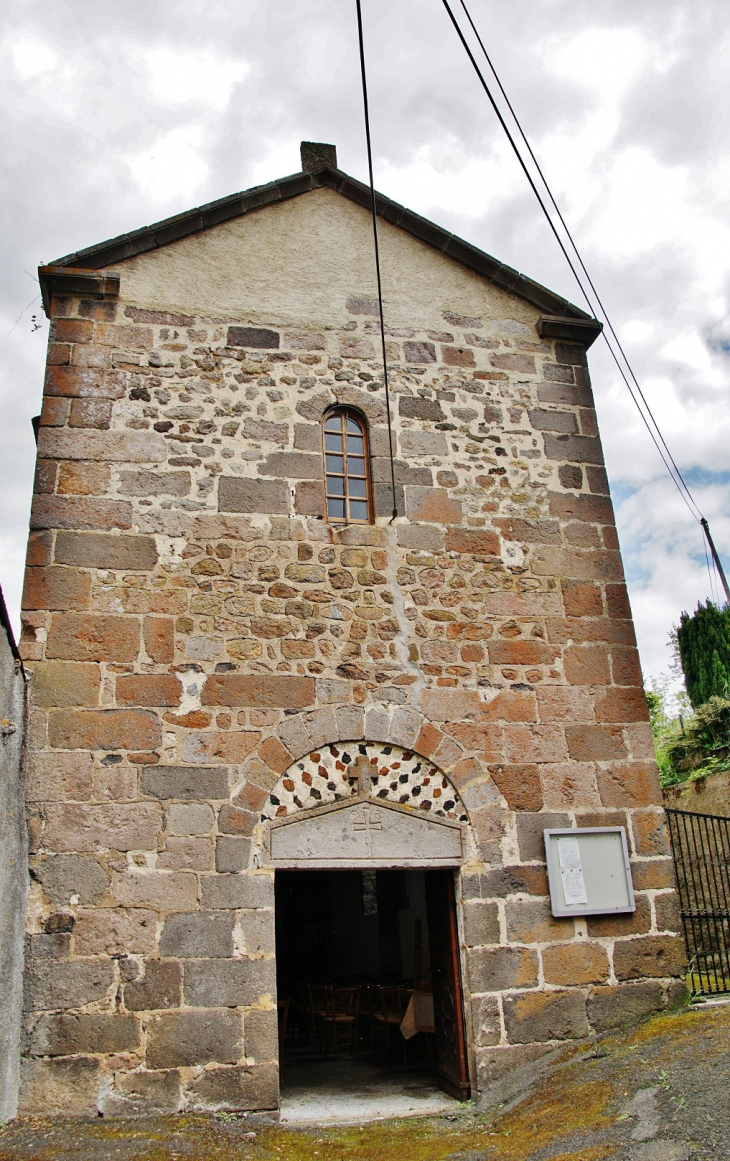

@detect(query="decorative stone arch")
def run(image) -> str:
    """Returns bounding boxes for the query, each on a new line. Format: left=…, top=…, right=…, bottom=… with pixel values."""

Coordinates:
left=261, top=740, right=469, bottom=824
left=252, top=739, right=470, bottom=871
left=233, top=703, right=507, bottom=868
left=240, top=704, right=475, bottom=790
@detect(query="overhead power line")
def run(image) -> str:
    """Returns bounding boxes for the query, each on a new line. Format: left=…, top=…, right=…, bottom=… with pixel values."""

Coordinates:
left=702, top=519, right=730, bottom=604
left=440, top=0, right=705, bottom=528
left=443, top=0, right=730, bottom=604
left=455, top=0, right=704, bottom=528
left=355, top=0, right=399, bottom=521
left=350, top=0, right=726, bottom=601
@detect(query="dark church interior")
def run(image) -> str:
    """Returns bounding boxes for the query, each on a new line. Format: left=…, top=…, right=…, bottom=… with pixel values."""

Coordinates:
left=275, top=869, right=439, bottom=1089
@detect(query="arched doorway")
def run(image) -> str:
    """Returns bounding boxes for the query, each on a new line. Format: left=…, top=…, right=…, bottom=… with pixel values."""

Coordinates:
left=255, top=741, right=472, bottom=1117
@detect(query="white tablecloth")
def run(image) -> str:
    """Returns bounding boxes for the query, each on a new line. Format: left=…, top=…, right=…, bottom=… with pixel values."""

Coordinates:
left=400, top=991, right=435, bottom=1040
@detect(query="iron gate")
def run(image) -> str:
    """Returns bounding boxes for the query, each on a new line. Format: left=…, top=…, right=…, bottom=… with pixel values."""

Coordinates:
left=666, top=807, right=730, bottom=994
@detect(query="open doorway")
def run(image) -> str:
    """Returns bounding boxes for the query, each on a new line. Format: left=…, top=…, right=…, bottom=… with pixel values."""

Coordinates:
left=275, top=867, right=469, bottom=1121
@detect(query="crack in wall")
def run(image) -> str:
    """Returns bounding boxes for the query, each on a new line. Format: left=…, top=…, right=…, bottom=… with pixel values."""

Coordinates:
left=384, top=521, right=425, bottom=710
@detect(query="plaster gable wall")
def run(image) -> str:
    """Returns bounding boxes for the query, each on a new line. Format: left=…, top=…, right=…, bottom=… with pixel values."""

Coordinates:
left=109, top=186, right=539, bottom=332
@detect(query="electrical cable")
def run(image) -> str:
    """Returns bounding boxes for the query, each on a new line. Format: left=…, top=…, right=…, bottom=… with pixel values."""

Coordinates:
left=351, top=0, right=724, bottom=593
left=701, top=518, right=730, bottom=604
left=354, top=0, right=399, bottom=521
left=713, top=556, right=721, bottom=607
left=706, top=531, right=716, bottom=604
left=704, top=537, right=717, bottom=607
left=713, top=553, right=722, bottom=605
left=440, top=0, right=705, bottom=526
left=455, top=0, right=703, bottom=525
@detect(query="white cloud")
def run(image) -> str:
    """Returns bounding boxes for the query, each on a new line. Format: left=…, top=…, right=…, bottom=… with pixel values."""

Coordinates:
left=125, top=124, right=210, bottom=206
left=543, top=27, right=657, bottom=100
left=10, top=36, right=59, bottom=80
left=377, top=140, right=523, bottom=221
left=1, top=0, right=729, bottom=684
left=141, top=46, right=249, bottom=111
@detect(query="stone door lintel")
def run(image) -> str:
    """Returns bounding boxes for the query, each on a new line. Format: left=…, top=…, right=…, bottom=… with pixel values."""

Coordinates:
left=267, top=796, right=465, bottom=869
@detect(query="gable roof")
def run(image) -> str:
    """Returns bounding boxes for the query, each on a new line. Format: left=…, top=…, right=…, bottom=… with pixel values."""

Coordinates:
left=40, top=160, right=601, bottom=345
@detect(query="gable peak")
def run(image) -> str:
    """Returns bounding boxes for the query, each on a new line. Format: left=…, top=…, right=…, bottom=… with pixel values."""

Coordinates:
left=300, top=140, right=337, bottom=172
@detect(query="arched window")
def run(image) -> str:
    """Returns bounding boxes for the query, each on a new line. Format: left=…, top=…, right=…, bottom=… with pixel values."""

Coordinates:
left=322, top=408, right=372, bottom=524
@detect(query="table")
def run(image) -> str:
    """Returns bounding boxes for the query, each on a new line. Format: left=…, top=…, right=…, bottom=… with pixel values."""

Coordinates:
left=400, top=989, right=435, bottom=1040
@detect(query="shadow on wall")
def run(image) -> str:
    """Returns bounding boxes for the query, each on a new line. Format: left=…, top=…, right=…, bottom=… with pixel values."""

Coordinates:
left=0, top=587, right=27, bottom=1122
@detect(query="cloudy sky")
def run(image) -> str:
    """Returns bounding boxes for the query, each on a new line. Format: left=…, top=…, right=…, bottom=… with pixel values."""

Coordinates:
left=2, top=0, right=728, bottom=688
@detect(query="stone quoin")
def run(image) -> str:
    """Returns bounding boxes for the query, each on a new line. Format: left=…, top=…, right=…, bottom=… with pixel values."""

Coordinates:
left=16, top=140, right=684, bottom=1117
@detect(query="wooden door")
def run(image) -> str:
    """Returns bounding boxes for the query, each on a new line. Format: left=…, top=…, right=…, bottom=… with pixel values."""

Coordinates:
left=425, top=869, right=470, bottom=1100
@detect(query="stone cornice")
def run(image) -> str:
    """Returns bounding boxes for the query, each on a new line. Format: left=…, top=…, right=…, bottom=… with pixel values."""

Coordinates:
left=536, top=313, right=603, bottom=348
left=38, top=266, right=120, bottom=317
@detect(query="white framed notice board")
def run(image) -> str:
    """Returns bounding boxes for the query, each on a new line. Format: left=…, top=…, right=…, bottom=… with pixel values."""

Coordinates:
left=543, top=827, right=635, bottom=918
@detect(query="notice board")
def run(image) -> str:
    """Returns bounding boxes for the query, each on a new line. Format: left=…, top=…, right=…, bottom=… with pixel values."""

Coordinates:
left=543, top=827, right=635, bottom=918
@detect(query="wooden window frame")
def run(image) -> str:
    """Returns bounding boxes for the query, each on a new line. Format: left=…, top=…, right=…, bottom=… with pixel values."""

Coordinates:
left=322, top=407, right=374, bottom=525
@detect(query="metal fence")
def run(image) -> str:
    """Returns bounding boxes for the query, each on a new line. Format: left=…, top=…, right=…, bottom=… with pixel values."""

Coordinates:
left=666, top=807, right=730, bottom=994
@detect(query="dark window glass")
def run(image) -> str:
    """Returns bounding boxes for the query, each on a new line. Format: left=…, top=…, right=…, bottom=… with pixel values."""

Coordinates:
left=322, top=409, right=373, bottom=524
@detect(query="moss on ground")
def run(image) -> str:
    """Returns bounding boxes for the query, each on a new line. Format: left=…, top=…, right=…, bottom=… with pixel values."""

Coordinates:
left=2, top=1003, right=729, bottom=1160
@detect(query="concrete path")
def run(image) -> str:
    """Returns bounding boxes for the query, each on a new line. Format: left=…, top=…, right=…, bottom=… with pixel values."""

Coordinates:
left=280, top=1058, right=454, bottom=1124
left=1, top=1000, right=728, bottom=1159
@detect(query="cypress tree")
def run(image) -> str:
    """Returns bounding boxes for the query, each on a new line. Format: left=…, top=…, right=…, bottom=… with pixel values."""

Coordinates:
left=677, top=601, right=730, bottom=707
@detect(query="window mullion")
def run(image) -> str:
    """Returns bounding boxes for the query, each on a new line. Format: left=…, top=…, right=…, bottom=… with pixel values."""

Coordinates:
left=323, top=408, right=371, bottom=525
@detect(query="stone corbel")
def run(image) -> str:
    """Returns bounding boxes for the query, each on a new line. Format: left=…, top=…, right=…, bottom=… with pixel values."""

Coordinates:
left=537, top=314, right=603, bottom=348
left=38, top=266, right=120, bottom=318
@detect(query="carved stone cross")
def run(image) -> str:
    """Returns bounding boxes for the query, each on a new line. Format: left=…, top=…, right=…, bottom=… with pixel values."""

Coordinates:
left=351, top=804, right=383, bottom=857
left=351, top=753, right=373, bottom=796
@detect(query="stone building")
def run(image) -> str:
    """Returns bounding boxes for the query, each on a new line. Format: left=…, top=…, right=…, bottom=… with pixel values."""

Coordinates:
left=18, top=141, right=685, bottom=1117
left=0, top=588, right=27, bottom=1121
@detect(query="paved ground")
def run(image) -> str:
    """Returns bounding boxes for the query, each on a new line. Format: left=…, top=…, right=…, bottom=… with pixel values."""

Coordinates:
left=280, top=1057, right=453, bottom=1124
left=1, top=999, right=729, bottom=1160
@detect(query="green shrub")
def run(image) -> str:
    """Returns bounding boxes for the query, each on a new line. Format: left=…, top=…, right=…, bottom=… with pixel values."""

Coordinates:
left=664, top=696, right=730, bottom=779
left=677, top=601, right=730, bottom=708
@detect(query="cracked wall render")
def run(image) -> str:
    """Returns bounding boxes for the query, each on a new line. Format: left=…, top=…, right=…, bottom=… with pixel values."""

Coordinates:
left=18, top=187, right=684, bottom=1116
left=0, top=623, right=27, bottom=1122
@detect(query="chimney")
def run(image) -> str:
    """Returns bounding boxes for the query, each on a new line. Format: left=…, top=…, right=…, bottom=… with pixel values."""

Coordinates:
left=300, top=141, right=337, bottom=172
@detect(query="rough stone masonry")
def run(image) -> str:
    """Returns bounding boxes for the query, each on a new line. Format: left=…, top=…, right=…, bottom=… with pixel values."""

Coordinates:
left=16, top=143, right=686, bottom=1117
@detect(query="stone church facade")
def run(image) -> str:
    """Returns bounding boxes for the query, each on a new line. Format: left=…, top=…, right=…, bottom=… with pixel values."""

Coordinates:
left=18, top=143, right=684, bottom=1116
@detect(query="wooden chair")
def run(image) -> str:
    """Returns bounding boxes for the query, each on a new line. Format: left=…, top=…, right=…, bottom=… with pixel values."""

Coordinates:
left=320, top=985, right=361, bottom=1059
left=360, top=982, right=379, bottom=1056
left=307, top=983, right=332, bottom=1054
left=373, top=985, right=411, bottom=1064
left=290, top=980, right=312, bottom=1043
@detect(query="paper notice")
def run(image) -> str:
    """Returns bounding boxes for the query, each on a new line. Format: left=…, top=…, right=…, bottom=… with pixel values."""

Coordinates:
left=557, top=836, right=588, bottom=906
